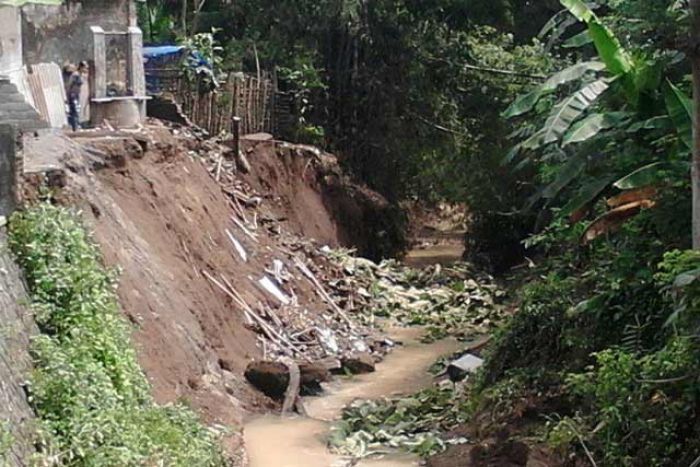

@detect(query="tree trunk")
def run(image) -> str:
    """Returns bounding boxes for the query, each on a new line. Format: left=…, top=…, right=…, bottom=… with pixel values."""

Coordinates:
left=692, top=0, right=700, bottom=249
left=181, top=0, right=188, bottom=37
left=191, top=0, right=207, bottom=35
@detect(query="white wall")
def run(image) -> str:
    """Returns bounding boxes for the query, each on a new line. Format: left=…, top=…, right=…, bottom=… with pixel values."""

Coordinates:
left=0, top=6, right=22, bottom=77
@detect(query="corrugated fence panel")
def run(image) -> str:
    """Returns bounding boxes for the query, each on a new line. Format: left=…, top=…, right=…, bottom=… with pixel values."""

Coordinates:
left=26, top=71, right=49, bottom=124
left=29, top=63, right=67, bottom=129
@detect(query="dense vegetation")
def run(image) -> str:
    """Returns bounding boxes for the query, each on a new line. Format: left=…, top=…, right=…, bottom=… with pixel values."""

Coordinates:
left=9, top=204, right=225, bottom=466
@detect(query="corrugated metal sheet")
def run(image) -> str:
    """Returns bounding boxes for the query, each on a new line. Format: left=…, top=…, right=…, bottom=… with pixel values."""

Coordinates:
left=27, top=63, right=67, bottom=129
left=26, top=70, right=48, bottom=122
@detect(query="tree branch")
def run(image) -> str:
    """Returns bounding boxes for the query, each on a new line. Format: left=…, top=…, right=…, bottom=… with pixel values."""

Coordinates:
left=461, top=63, right=547, bottom=80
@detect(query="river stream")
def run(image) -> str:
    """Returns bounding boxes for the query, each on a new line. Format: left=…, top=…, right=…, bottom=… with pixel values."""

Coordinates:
left=244, top=327, right=462, bottom=467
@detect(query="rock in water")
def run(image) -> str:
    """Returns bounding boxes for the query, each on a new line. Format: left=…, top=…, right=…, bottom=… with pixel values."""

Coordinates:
left=340, top=352, right=376, bottom=374
left=447, top=353, right=484, bottom=382
left=245, top=361, right=288, bottom=399
left=245, top=361, right=331, bottom=399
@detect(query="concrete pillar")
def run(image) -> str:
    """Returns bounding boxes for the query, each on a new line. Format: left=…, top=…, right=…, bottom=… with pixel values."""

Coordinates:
left=0, top=124, right=17, bottom=217
left=127, top=26, right=145, bottom=96
left=91, top=26, right=106, bottom=99
left=0, top=6, right=22, bottom=78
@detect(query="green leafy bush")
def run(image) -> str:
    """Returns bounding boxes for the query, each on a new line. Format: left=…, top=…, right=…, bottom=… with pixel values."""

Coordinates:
left=9, top=204, right=226, bottom=466
left=565, top=338, right=700, bottom=466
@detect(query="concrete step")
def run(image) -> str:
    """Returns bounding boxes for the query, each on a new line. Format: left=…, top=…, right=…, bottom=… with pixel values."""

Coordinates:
left=0, top=107, right=43, bottom=118
left=0, top=84, right=21, bottom=94
left=0, top=93, right=30, bottom=104
left=0, top=108, right=39, bottom=118
left=0, top=102, right=40, bottom=113
left=0, top=118, right=50, bottom=131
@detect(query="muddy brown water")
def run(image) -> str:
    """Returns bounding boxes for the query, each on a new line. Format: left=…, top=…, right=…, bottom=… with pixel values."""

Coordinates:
left=244, top=328, right=463, bottom=467
left=403, top=229, right=465, bottom=269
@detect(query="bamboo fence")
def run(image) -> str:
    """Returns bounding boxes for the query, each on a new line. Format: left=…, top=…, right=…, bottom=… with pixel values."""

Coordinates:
left=171, top=72, right=275, bottom=136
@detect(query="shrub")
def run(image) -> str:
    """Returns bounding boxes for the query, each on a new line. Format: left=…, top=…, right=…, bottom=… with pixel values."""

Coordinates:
left=565, top=338, right=700, bottom=466
left=9, top=204, right=226, bottom=466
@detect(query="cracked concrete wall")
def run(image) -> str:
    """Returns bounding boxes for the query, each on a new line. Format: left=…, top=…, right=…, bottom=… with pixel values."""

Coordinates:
left=21, top=0, right=134, bottom=67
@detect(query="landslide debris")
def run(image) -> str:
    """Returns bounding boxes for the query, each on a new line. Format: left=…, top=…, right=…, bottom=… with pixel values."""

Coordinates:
left=319, top=254, right=509, bottom=462
left=327, top=250, right=509, bottom=342
left=20, top=124, right=409, bottom=429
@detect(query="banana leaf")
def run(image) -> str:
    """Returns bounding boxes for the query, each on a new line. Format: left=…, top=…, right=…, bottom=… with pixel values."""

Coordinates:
left=663, top=80, right=693, bottom=149
left=542, top=78, right=610, bottom=145
left=562, top=111, right=631, bottom=146
left=503, top=61, right=605, bottom=118
left=561, top=177, right=613, bottom=217
left=613, top=162, right=666, bottom=190
left=563, top=30, right=593, bottom=48
left=560, top=0, right=634, bottom=76
left=627, top=116, right=673, bottom=133
left=541, top=154, right=587, bottom=200
left=560, top=0, right=595, bottom=22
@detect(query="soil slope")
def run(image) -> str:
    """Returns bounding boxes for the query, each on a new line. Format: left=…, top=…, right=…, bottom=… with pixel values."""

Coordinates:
left=21, top=125, right=397, bottom=460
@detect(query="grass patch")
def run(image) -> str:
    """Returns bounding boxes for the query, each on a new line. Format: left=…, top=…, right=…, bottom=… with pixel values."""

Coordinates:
left=9, top=203, right=226, bottom=466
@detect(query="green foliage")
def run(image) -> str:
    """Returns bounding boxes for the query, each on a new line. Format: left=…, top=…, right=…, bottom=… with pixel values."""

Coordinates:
left=138, top=0, right=178, bottom=43
left=9, top=204, right=225, bottom=466
left=565, top=338, right=700, bottom=466
left=180, top=31, right=225, bottom=91
left=0, top=421, right=12, bottom=463
left=477, top=200, right=699, bottom=463
left=656, top=249, right=700, bottom=327
left=504, top=0, right=691, bottom=235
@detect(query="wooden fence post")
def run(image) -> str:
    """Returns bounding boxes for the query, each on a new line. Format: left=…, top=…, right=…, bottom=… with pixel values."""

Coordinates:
left=232, top=116, right=241, bottom=159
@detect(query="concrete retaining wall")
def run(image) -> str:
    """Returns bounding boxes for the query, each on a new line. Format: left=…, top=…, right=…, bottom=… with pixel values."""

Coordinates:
left=0, top=229, right=36, bottom=466
left=0, top=124, right=16, bottom=218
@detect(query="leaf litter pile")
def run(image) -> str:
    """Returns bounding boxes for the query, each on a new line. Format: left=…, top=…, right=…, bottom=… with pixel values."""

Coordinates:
left=323, top=249, right=511, bottom=459
left=326, top=249, right=509, bottom=342
left=329, top=386, right=471, bottom=458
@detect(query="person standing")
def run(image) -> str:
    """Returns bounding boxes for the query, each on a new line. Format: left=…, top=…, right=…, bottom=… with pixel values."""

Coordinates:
left=66, top=61, right=88, bottom=131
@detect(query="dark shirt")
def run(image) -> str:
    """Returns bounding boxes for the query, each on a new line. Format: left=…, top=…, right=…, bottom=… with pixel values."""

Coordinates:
left=67, top=72, right=84, bottom=100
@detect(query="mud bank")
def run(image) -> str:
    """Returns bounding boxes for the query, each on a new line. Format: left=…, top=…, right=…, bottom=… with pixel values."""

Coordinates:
left=236, top=136, right=407, bottom=260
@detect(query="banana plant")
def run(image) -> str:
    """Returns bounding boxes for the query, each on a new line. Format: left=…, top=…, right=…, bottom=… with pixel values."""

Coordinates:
left=505, top=0, right=653, bottom=153
left=504, top=0, right=691, bottom=240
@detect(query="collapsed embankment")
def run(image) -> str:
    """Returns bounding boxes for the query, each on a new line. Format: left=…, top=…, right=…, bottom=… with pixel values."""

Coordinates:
left=236, top=136, right=407, bottom=261
left=16, top=123, right=404, bottom=462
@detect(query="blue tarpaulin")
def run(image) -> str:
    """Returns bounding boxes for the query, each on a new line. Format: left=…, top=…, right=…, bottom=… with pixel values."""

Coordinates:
left=143, top=45, right=215, bottom=95
left=143, top=46, right=186, bottom=61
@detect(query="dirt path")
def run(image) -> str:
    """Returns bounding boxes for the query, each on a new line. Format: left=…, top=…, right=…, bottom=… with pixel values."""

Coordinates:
left=244, top=328, right=462, bottom=467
